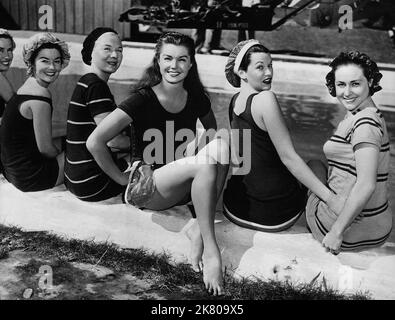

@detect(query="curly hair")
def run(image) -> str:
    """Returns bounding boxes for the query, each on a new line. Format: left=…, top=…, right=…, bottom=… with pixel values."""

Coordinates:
left=132, top=31, right=207, bottom=99
left=23, top=33, right=70, bottom=76
left=325, top=51, right=382, bottom=97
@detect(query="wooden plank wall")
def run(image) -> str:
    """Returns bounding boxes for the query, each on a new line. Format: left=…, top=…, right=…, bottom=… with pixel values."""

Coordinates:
left=0, top=0, right=136, bottom=39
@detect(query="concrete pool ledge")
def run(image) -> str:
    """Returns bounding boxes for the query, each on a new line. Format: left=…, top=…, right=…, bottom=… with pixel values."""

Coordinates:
left=1, top=176, right=395, bottom=300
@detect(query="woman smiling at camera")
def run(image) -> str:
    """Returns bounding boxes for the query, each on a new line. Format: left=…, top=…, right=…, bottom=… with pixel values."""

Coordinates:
left=86, top=32, right=229, bottom=296
left=0, top=33, right=70, bottom=191
left=306, top=51, right=392, bottom=254
left=64, top=27, right=130, bottom=202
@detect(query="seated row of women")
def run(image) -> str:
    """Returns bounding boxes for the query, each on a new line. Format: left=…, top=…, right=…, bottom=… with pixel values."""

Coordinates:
left=0, top=28, right=392, bottom=296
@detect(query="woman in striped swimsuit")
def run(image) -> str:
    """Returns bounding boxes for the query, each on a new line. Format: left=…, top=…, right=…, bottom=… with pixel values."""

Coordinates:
left=306, top=51, right=392, bottom=254
left=64, top=28, right=130, bottom=201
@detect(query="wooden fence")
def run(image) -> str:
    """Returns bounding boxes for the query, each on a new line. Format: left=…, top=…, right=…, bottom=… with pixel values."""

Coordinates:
left=0, top=0, right=138, bottom=39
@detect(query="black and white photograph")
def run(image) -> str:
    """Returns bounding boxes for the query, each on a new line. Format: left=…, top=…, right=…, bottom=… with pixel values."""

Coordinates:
left=0, top=0, right=394, bottom=308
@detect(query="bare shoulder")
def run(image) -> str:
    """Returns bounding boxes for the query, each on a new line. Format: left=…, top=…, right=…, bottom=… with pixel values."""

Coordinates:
left=252, top=90, right=280, bottom=115
left=254, top=91, right=278, bottom=107
left=17, top=78, right=51, bottom=99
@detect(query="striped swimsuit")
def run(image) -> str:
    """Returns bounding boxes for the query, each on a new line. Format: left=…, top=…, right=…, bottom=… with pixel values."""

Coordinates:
left=64, top=73, right=127, bottom=202
left=306, top=107, right=392, bottom=251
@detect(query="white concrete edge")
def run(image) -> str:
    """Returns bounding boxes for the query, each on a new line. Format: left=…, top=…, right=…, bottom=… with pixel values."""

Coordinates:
left=1, top=179, right=395, bottom=299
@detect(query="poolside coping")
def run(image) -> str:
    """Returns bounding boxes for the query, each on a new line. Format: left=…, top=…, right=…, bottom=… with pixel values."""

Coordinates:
left=1, top=177, right=395, bottom=299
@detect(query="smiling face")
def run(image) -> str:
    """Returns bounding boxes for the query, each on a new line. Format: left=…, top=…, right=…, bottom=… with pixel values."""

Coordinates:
left=33, top=48, right=62, bottom=87
left=0, top=37, right=14, bottom=72
left=334, top=63, right=372, bottom=112
left=239, top=52, right=273, bottom=91
left=91, top=32, right=123, bottom=77
left=158, top=43, right=192, bottom=85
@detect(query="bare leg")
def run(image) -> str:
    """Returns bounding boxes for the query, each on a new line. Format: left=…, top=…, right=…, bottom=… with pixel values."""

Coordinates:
left=190, top=160, right=222, bottom=295
left=143, top=156, right=223, bottom=295
left=185, top=137, right=229, bottom=273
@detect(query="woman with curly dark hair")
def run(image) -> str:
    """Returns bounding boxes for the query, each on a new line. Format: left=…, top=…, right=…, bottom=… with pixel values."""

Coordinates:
left=306, top=51, right=392, bottom=254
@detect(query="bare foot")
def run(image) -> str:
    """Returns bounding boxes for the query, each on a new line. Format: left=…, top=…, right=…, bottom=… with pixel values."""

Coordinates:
left=186, top=221, right=203, bottom=272
left=202, top=251, right=224, bottom=296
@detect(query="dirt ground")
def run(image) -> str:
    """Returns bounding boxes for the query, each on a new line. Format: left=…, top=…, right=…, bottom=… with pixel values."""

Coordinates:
left=0, top=250, right=167, bottom=300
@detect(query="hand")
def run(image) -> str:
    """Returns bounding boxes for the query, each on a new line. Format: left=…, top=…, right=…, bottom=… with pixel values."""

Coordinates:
left=326, top=191, right=347, bottom=215
left=322, top=229, right=343, bottom=255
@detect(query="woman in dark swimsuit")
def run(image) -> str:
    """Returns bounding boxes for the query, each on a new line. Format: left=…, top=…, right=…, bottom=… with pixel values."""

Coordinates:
left=0, top=33, right=70, bottom=191
left=0, top=29, right=15, bottom=174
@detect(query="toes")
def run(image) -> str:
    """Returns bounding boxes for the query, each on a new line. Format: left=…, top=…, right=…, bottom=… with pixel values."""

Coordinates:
left=191, top=264, right=201, bottom=272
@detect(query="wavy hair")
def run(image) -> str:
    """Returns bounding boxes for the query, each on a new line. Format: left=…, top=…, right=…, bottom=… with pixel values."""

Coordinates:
left=132, top=31, right=208, bottom=98
left=325, top=51, right=382, bottom=97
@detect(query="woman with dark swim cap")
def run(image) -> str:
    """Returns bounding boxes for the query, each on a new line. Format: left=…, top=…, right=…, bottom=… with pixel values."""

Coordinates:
left=64, top=27, right=130, bottom=202
left=0, top=32, right=69, bottom=191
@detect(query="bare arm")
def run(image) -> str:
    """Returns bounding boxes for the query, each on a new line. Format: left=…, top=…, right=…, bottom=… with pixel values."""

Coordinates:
left=87, top=109, right=133, bottom=186
left=30, top=101, right=60, bottom=158
left=255, top=91, right=332, bottom=203
left=322, top=143, right=379, bottom=252
left=93, top=112, right=130, bottom=151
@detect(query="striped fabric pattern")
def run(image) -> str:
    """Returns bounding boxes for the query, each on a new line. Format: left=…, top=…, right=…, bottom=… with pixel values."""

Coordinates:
left=64, top=73, right=118, bottom=200
left=306, top=107, right=392, bottom=251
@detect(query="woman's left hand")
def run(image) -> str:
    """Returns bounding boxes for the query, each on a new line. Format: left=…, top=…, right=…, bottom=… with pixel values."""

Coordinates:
left=322, top=230, right=343, bottom=255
